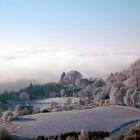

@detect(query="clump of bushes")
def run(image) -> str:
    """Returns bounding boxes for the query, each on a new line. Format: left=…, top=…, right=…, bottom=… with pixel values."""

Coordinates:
left=2, top=111, right=13, bottom=123
left=66, top=98, right=72, bottom=105
left=36, top=130, right=110, bottom=140
left=0, top=126, right=10, bottom=140
left=15, top=104, right=33, bottom=116
left=33, top=107, right=41, bottom=114
left=78, top=129, right=89, bottom=140
left=50, top=101, right=59, bottom=109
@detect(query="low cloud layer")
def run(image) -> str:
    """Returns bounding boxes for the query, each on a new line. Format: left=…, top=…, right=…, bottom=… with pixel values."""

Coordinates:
left=0, top=47, right=139, bottom=85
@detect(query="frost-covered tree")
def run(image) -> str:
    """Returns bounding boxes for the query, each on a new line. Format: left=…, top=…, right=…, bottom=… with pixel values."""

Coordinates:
left=124, top=95, right=133, bottom=107
left=130, top=90, right=140, bottom=107
left=61, top=70, right=82, bottom=86
left=59, top=58, right=140, bottom=108
left=60, top=89, right=65, bottom=97
left=19, top=92, right=30, bottom=106
left=105, top=58, right=140, bottom=107
left=66, top=98, right=72, bottom=105
left=109, top=87, right=124, bottom=105
left=78, top=78, right=107, bottom=105
left=125, top=77, right=137, bottom=90
left=75, top=79, right=81, bottom=87
left=2, top=111, right=13, bottom=123
left=129, top=58, right=140, bottom=88
left=50, top=101, right=58, bottom=109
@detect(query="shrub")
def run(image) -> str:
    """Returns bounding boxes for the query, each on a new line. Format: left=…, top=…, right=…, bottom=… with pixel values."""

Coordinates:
left=50, top=101, right=58, bottom=109
left=124, top=135, right=140, bottom=140
left=21, top=108, right=31, bottom=115
left=15, top=104, right=33, bottom=116
left=116, top=135, right=125, bottom=140
left=0, top=126, right=10, bottom=140
left=15, top=104, right=22, bottom=116
left=7, top=115, right=13, bottom=123
left=19, top=92, right=30, bottom=105
left=35, top=130, right=110, bottom=140
left=66, top=98, right=72, bottom=105
left=115, top=124, right=140, bottom=140
left=66, top=136, right=76, bottom=140
left=78, top=130, right=89, bottom=140
left=33, top=107, right=41, bottom=114
left=57, top=136, right=62, bottom=140
left=2, top=111, right=13, bottom=123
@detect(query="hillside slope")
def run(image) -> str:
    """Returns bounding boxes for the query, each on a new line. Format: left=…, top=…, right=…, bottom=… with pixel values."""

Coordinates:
left=14, top=106, right=140, bottom=138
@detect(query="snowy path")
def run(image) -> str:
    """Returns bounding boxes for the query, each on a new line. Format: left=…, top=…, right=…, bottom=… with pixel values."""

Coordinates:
left=111, top=119, right=140, bottom=137
left=14, top=106, right=140, bottom=138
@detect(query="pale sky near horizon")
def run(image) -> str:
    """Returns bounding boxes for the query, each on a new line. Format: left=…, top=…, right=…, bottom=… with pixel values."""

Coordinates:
left=0, top=0, right=140, bottom=84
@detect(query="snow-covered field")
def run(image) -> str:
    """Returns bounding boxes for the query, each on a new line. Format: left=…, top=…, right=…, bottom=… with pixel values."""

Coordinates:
left=14, top=105, right=140, bottom=138
left=36, top=97, right=79, bottom=103
left=9, top=97, right=79, bottom=110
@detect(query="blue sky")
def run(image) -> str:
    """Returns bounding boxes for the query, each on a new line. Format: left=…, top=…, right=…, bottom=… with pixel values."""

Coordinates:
left=0, top=0, right=140, bottom=83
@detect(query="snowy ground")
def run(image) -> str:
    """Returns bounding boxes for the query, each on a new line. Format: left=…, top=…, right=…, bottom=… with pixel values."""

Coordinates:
left=13, top=105, right=140, bottom=138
